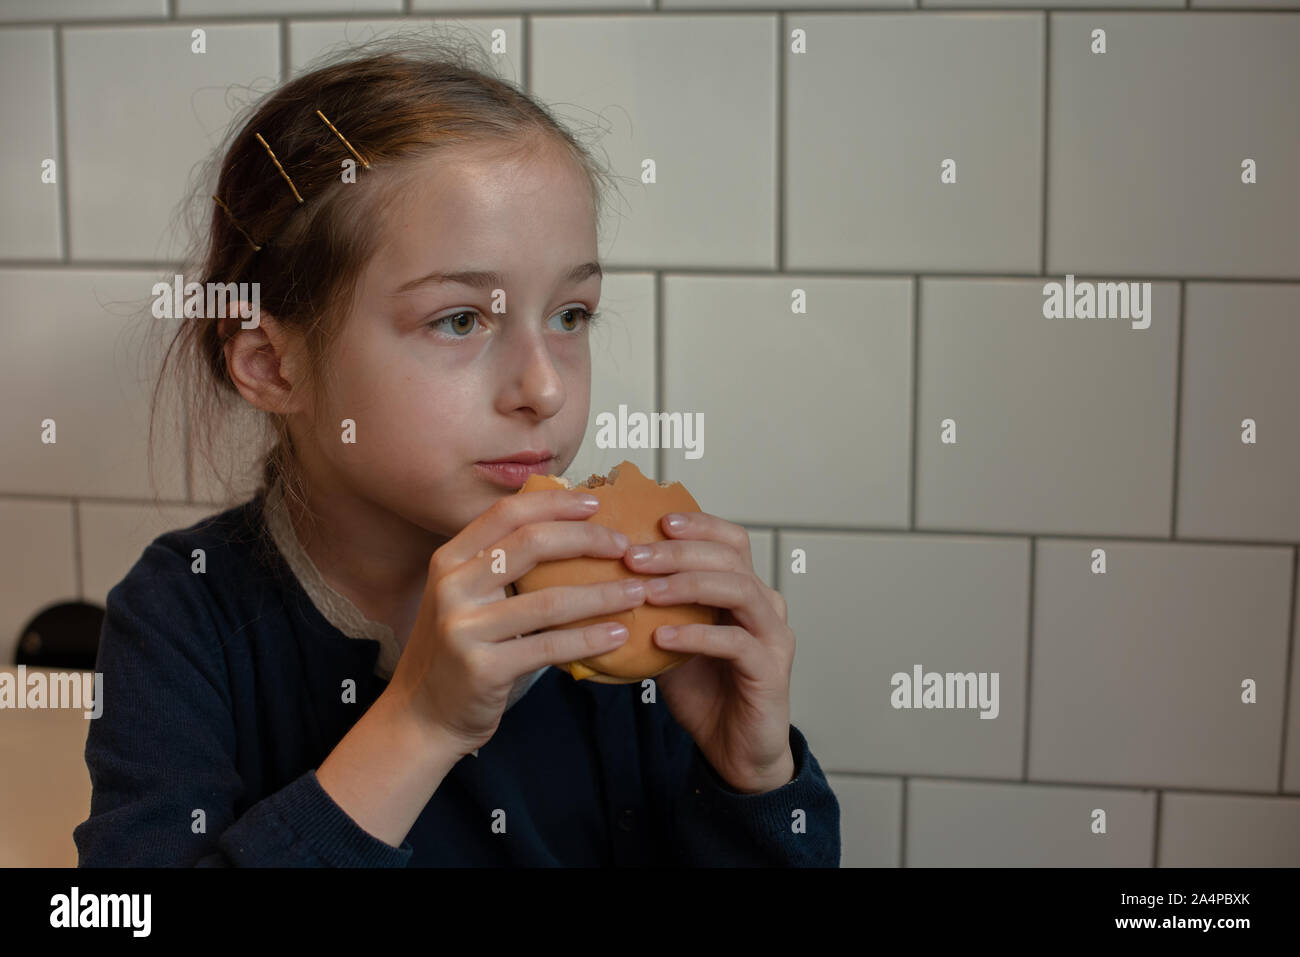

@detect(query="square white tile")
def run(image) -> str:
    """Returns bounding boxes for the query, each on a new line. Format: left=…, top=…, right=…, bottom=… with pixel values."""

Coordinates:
left=1029, top=539, right=1292, bottom=792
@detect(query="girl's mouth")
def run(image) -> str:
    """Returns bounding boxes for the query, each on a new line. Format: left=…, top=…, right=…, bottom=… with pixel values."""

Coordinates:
left=474, top=458, right=556, bottom=489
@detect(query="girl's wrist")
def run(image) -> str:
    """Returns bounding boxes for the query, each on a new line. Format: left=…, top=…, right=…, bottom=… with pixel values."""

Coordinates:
left=376, top=684, right=468, bottom=764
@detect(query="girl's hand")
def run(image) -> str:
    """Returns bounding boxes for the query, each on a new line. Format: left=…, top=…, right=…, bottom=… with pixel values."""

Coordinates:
left=623, top=511, right=796, bottom=795
left=389, top=489, right=648, bottom=758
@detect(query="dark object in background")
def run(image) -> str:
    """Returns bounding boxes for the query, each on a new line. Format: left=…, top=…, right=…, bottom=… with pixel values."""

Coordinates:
left=13, top=601, right=104, bottom=670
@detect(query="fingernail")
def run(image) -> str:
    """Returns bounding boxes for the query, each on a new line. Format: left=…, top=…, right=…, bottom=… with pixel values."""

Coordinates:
left=664, top=514, right=687, bottom=531
left=623, top=579, right=646, bottom=598
left=627, top=545, right=652, bottom=561
left=657, top=626, right=678, bottom=642
left=605, top=624, right=629, bottom=642
left=646, top=577, right=670, bottom=596
left=611, top=530, right=630, bottom=549
left=578, top=494, right=600, bottom=508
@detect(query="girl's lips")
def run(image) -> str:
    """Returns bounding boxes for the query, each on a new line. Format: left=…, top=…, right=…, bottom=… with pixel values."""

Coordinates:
left=474, top=458, right=556, bottom=489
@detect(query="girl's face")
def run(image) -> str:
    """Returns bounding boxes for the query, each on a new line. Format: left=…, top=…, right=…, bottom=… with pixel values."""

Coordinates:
left=303, top=141, right=601, bottom=539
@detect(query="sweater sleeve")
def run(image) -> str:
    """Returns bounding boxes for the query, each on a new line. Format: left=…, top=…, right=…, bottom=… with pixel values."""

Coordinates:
left=73, top=548, right=413, bottom=867
left=658, top=710, right=841, bottom=867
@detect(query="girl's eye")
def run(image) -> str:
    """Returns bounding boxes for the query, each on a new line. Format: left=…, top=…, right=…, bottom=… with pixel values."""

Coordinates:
left=427, top=308, right=601, bottom=338
left=428, top=311, right=481, bottom=337
left=549, top=307, right=601, bottom=333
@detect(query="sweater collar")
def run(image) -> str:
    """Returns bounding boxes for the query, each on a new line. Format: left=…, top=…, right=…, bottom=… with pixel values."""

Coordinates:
left=261, top=478, right=548, bottom=710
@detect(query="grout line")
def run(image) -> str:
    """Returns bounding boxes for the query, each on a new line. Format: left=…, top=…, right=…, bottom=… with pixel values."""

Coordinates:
left=776, top=13, right=785, bottom=273
left=909, top=275, right=919, bottom=530
left=1022, top=537, right=1036, bottom=780
left=1277, top=546, right=1298, bottom=793
left=0, top=489, right=1296, bottom=549
left=71, top=499, right=83, bottom=599
left=831, top=769, right=1299, bottom=801
left=655, top=271, right=663, bottom=483
left=1152, top=790, right=1162, bottom=866
left=2, top=261, right=1298, bottom=285
left=770, top=529, right=779, bottom=595
left=54, top=26, right=70, bottom=262
left=1170, top=281, right=1186, bottom=536
left=899, top=778, right=908, bottom=867
left=1039, top=12, right=1050, bottom=276
left=1, top=11, right=1261, bottom=29
left=522, top=14, right=530, bottom=92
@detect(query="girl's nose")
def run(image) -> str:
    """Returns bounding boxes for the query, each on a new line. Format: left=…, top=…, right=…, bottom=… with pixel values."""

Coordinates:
left=500, top=334, right=565, bottom=418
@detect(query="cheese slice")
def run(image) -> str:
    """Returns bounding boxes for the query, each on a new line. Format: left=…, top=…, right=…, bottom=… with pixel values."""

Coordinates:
left=568, top=660, right=599, bottom=680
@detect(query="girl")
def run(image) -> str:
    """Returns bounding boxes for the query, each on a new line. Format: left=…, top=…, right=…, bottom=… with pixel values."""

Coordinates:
left=74, top=35, right=839, bottom=867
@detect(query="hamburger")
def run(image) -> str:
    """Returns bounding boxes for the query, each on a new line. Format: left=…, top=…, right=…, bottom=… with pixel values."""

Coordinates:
left=513, top=460, right=716, bottom=683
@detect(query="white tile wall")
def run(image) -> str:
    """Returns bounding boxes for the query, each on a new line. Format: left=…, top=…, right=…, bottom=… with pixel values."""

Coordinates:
left=0, top=269, right=188, bottom=501
left=1046, top=14, right=1300, bottom=278
left=181, top=0, right=398, bottom=15
left=1285, top=558, right=1300, bottom=794
left=780, top=531, right=1030, bottom=778
left=532, top=15, right=778, bottom=268
left=0, top=28, right=59, bottom=259
left=1158, top=792, right=1300, bottom=866
left=661, top=276, right=912, bottom=526
left=1, top=5, right=1296, bottom=869
left=78, top=500, right=215, bottom=605
left=906, top=779, right=1157, bottom=867
left=786, top=13, right=1044, bottom=273
left=0, top=500, right=77, bottom=667
left=825, top=773, right=903, bottom=867
left=0, top=0, right=165, bottom=21
left=1029, top=539, right=1292, bottom=792
left=63, top=23, right=280, bottom=261
left=288, top=16, right=524, bottom=81
left=915, top=278, right=1181, bottom=536
left=1177, top=283, right=1300, bottom=543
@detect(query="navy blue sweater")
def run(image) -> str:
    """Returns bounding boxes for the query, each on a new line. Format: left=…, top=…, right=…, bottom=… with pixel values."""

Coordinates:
left=73, top=492, right=840, bottom=866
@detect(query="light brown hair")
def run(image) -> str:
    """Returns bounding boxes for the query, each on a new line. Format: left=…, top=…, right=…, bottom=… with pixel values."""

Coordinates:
left=147, top=31, right=616, bottom=555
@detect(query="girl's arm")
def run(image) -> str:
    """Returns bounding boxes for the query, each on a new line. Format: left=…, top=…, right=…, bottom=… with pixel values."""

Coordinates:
left=650, top=703, right=842, bottom=868
left=315, top=687, right=463, bottom=850
left=72, top=549, right=440, bottom=867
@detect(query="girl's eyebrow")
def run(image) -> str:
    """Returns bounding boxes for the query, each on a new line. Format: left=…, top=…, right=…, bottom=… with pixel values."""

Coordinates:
left=390, top=261, right=602, bottom=296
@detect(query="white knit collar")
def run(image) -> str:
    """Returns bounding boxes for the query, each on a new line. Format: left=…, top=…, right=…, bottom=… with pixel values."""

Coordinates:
left=262, top=478, right=547, bottom=710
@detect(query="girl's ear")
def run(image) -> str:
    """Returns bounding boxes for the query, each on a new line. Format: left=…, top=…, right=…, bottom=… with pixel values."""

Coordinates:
left=222, top=311, right=310, bottom=416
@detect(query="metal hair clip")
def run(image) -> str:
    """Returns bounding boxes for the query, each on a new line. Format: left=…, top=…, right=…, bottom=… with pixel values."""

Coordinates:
left=316, top=109, right=371, bottom=170
left=211, top=110, right=370, bottom=253
left=211, top=193, right=262, bottom=252
left=255, top=132, right=304, bottom=205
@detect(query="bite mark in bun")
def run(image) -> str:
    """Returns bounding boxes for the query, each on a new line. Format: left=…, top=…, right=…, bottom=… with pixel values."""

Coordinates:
left=514, top=460, right=715, bottom=683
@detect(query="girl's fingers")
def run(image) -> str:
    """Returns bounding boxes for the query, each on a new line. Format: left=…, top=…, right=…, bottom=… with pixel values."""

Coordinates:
left=491, top=620, right=637, bottom=683
left=653, top=623, right=755, bottom=667
left=622, top=538, right=747, bottom=575
left=627, top=535, right=788, bottom=623
left=440, top=515, right=628, bottom=606
left=433, top=489, right=601, bottom=573
left=463, top=577, right=648, bottom=644
left=660, top=511, right=754, bottom=569
left=641, top=569, right=783, bottom=643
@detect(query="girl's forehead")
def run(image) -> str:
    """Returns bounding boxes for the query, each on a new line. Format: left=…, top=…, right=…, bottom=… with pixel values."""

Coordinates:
left=367, top=160, right=595, bottom=283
